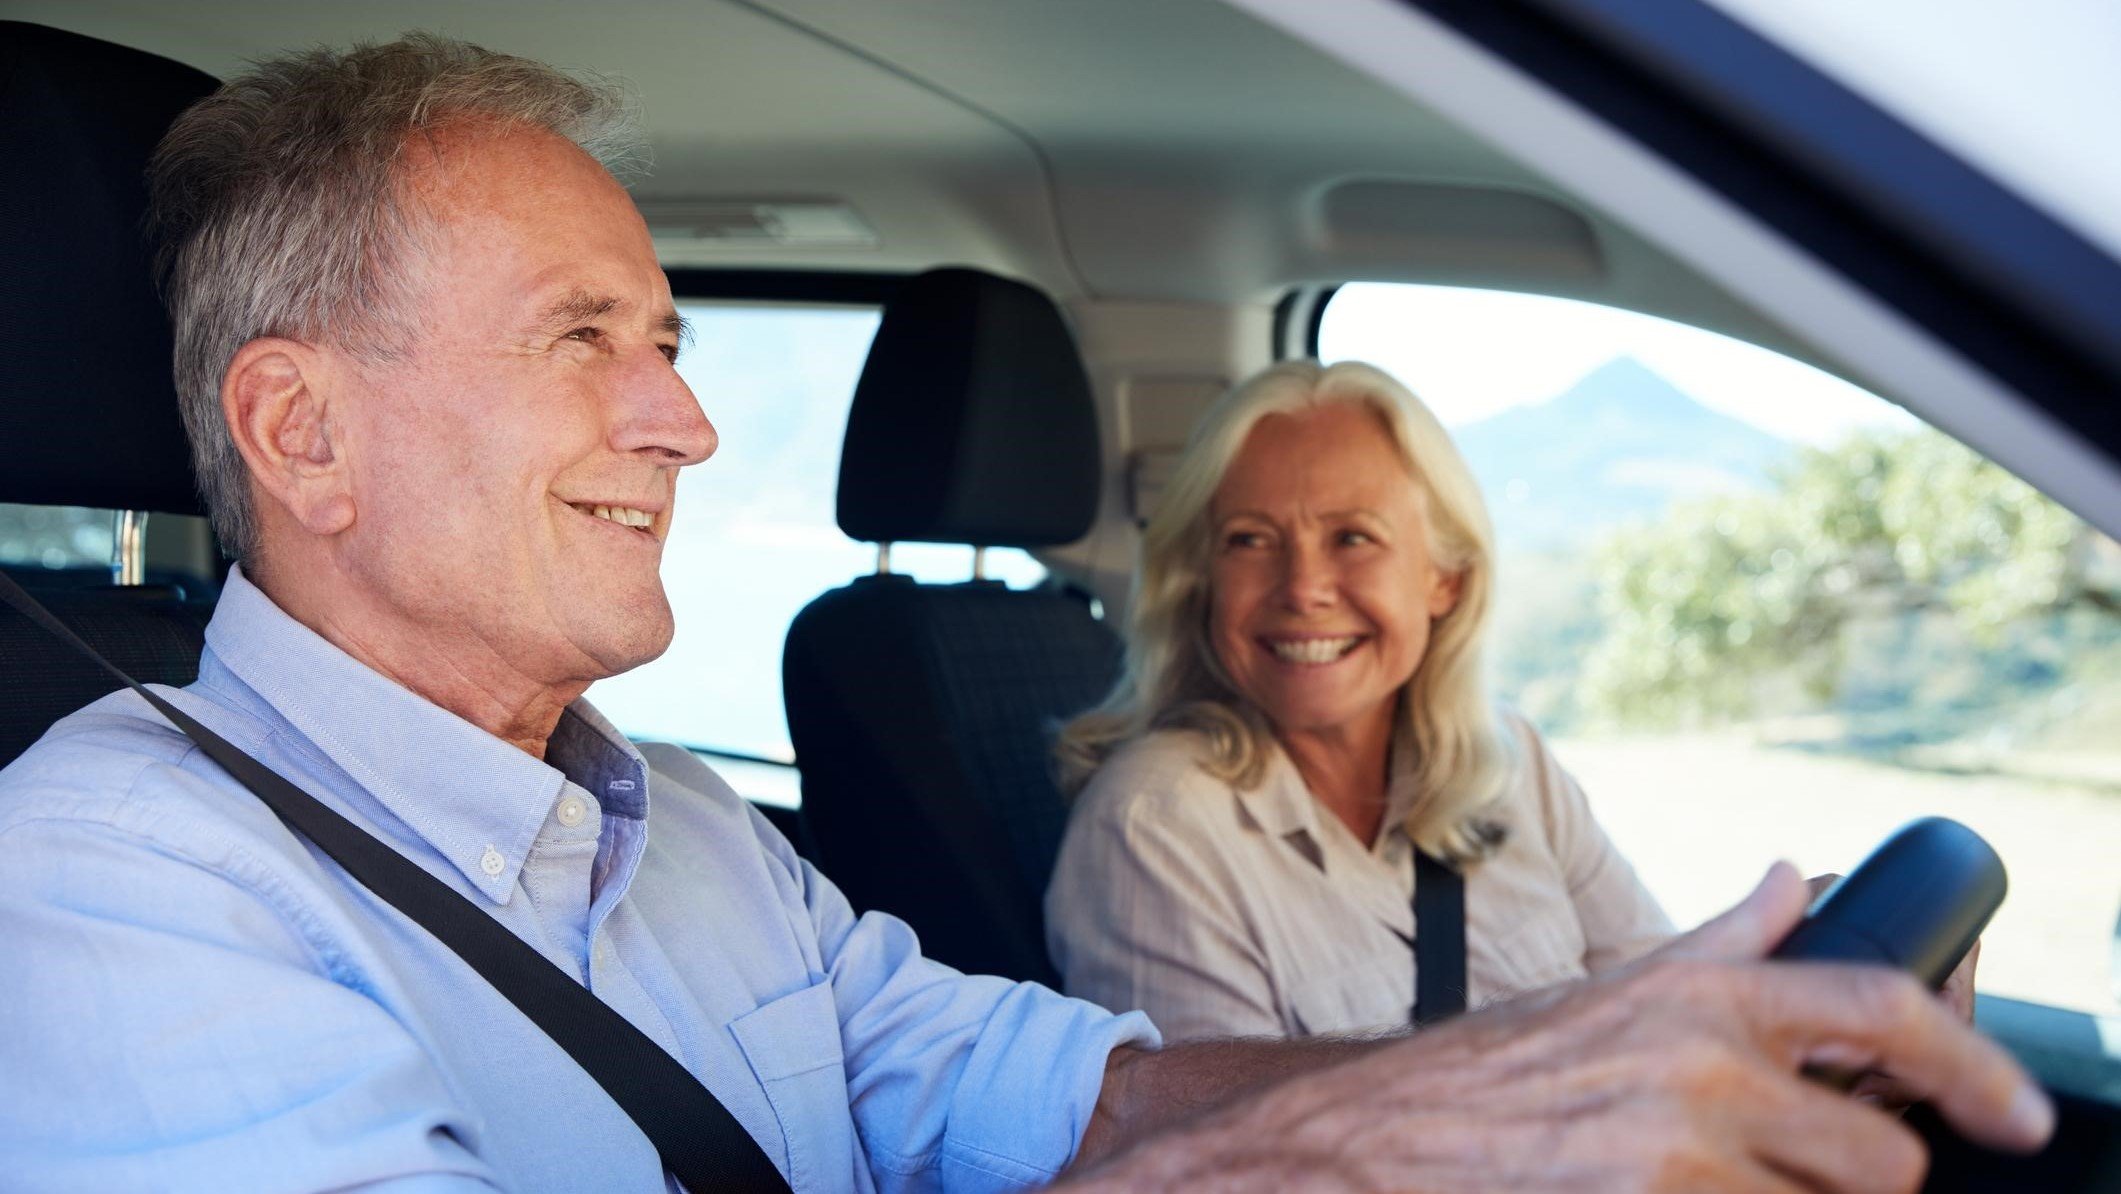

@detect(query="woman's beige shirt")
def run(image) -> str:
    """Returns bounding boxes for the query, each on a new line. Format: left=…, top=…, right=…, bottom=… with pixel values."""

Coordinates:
left=1045, top=713, right=1673, bottom=1041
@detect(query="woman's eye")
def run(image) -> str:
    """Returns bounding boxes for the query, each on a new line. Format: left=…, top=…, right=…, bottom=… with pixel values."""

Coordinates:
left=1339, top=530, right=1375, bottom=547
left=1224, top=530, right=1266, bottom=550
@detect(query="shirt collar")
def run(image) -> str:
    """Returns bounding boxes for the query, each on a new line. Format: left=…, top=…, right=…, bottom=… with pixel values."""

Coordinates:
left=1233, top=731, right=1423, bottom=866
left=1233, top=742, right=1324, bottom=842
left=200, top=566, right=649, bottom=903
left=548, top=697, right=651, bottom=821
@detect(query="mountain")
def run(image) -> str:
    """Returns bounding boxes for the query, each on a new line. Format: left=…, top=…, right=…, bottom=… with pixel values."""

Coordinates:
left=1451, top=356, right=1791, bottom=552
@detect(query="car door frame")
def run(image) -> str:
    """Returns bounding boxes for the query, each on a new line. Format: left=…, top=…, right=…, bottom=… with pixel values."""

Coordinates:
left=1235, top=0, right=2121, bottom=1186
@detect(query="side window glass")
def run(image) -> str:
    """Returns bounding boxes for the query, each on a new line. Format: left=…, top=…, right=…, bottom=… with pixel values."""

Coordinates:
left=1320, top=282, right=2121, bottom=1016
left=0, top=504, right=117, bottom=573
left=586, top=301, right=1046, bottom=798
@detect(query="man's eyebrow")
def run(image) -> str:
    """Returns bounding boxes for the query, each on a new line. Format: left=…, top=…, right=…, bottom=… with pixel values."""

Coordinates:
left=534, top=289, right=626, bottom=329
left=660, top=310, right=694, bottom=351
left=531, top=290, right=690, bottom=351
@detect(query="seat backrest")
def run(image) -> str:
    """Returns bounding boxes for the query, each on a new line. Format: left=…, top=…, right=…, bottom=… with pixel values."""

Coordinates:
left=0, top=582, right=213, bottom=767
left=0, top=23, right=220, bottom=767
left=783, top=268, right=1116, bottom=984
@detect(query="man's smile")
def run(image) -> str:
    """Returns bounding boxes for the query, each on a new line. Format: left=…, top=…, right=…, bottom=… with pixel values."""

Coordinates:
left=563, top=498, right=664, bottom=540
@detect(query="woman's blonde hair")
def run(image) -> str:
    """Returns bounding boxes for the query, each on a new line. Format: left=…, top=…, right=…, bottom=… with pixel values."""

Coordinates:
left=1058, top=359, right=1514, bottom=864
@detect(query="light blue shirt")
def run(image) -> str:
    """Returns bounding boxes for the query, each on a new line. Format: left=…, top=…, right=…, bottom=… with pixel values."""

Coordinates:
left=0, top=568, right=1156, bottom=1192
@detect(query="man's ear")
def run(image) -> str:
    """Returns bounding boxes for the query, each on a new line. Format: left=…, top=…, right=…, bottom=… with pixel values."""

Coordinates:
left=221, top=338, right=355, bottom=537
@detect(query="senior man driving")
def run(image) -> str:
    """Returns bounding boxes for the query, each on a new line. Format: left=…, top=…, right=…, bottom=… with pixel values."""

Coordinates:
left=0, top=34, right=2052, bottom=1194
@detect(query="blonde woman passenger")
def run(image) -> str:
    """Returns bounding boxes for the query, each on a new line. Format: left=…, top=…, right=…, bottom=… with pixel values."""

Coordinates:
left=1044, top=360, right=1673, bottom=1042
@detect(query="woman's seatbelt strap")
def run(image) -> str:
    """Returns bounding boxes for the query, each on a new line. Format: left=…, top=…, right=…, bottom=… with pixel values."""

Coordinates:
left=1413, top=848, right=1467, bottom=1027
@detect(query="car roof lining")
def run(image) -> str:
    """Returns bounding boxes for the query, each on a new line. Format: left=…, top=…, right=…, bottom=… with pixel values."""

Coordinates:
left=7, top=0, right=1833, bottom=370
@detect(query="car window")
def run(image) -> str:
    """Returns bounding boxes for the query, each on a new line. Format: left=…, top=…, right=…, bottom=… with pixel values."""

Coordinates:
left=584, top=300, right=1046, bottom=792
left=1321, top=281, right=2121, bottom=1017
left=0, top=503, right=117, bottom=573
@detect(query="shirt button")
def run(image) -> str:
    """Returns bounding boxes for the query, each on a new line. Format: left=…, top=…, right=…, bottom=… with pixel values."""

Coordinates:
left=556, top=796, right=586, bottom=827
left=479, top=846, right=505, bottom=877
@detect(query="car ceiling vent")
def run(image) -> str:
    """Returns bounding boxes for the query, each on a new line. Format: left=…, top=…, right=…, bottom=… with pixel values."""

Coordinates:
left=638, top=199, right=878, bottom=251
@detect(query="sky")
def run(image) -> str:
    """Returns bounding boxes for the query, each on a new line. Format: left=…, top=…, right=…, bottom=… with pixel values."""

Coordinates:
left=1319, top=282, right=1918, bottom=446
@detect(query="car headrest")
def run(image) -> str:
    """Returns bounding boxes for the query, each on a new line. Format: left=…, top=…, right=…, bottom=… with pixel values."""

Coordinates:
left=0, top=22, right=216, bottom=515
left=837, top=268, right=1101, bottom=547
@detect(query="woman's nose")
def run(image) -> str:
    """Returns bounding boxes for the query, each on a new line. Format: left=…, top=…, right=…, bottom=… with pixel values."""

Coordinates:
left=1279, top=544, right=1337, bottom=611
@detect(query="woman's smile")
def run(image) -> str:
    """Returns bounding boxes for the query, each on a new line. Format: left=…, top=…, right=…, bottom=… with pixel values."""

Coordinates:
left=1259, top=634, right=1369, bottom=666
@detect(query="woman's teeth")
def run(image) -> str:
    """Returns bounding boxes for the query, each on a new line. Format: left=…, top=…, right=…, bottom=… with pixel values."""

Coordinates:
left=1269, top=636, right=1360, bottom=664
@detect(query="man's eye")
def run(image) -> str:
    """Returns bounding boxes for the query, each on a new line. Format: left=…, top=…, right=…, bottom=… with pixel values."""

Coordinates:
left=658, top=343, right=680, bottom=364
left=564, top=326, right=603, bottom=345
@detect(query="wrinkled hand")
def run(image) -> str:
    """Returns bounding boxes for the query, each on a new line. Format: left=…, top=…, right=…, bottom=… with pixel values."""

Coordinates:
left=1806, top=873, right=1984, bottom=1110
left=1069, top=863, right=2049, bottom=1193
left=1847, top=938, right=1981, bottom=1112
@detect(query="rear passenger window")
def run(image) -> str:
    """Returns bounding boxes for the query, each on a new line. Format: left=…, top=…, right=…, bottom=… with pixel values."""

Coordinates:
left=586, top=299, right=1045, bottom=799
left=1319, top=282, right=2121, bottom=1017
left=0, top=503, right=116, bottom=572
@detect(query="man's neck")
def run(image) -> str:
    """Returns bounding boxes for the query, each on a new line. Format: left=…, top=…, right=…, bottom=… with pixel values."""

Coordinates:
left=244, top=557, right=586, bottom=760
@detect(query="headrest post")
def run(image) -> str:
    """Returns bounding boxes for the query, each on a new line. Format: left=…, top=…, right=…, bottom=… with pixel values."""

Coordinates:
left=972, top=546, right=988, bottom=581
left=875, top=542, right=894, bottom=576
left=112, top=509, right=150, bottom=586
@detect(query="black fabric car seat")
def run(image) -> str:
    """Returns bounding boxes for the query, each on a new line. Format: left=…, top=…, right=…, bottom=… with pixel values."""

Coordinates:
left=782, top=268, right=1120, bottom=985
left=0, top=23, right=220, bottom=767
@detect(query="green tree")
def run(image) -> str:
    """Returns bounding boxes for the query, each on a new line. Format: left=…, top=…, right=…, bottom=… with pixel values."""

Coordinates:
left=1579, top=427, right=2118, bottom=729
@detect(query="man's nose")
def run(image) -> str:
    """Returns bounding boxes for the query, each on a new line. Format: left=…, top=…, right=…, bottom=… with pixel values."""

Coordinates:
left=612, top=349, right=717, bottom=466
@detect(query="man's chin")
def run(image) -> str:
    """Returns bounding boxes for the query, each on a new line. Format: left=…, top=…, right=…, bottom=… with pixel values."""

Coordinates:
left=573, top=598, right=677, bottom=679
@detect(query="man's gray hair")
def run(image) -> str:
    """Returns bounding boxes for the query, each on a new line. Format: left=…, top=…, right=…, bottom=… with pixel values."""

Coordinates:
left=148, top=33, right=644, bottom=557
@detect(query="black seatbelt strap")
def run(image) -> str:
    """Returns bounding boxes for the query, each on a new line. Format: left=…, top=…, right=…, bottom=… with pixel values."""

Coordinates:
left=1412, top=848, right=1467, bottom=1027
left=0, top=572, right=792, bottom=1194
